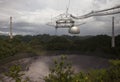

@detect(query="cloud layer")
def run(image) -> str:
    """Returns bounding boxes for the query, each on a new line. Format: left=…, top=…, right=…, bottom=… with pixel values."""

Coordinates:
left=0, top=0, right=120, bottom=35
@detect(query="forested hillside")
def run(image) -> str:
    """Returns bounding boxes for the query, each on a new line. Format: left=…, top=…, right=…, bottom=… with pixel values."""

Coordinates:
left=0, top=34, right=120, bottom=60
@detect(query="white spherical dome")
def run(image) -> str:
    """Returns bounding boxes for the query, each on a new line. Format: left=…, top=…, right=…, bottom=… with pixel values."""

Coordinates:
left=68, top=26, right=80, bottom=34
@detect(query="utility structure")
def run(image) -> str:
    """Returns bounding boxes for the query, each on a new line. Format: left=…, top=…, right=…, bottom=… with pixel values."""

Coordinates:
left=71, top=5, right=120, bottom=48
left=10, top=16, right=13, bottom=39
left=112, top=16, right=115, bottom=48
left=47, top=0, right=85, bottom=34
left=47, top=1, right=120, bottom=47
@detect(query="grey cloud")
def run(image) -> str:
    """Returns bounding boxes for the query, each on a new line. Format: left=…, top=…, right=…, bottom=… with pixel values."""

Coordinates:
left=0, top=0, right=46, bottom=11
left=0, top=0, right=120, bottom=35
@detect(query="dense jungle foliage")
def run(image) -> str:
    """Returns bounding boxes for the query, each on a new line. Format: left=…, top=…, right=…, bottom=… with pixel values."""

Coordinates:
left=0, top=34, right=120, bottom=59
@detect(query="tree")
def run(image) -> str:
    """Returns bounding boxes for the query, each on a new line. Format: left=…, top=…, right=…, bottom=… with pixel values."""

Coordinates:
left=4, top=65, right=29, bottom=82
left=44, top=55, right=74, bottom=82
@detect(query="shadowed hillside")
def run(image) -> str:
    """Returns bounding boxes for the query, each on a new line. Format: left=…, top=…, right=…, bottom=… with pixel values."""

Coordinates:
left=0, top=34, right=120, bottom=60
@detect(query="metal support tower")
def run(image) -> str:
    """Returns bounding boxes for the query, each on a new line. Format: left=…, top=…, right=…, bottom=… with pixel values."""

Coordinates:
left=10, top=16, right=13, bottom=39
left=112, top=16, right=115, bottom=48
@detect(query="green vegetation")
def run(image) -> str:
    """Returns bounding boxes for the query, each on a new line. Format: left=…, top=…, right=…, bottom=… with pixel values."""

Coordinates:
left=0, top=34, right=120, bottom=60
left=0, top=34, right=119, bottom=81
left=4, top=65, right=29, bottom=82
left=44, top=56, right=120, bottom=82
left=44, top=55, right=74, bottom=82
left=2, top=56, right=120, bottom=82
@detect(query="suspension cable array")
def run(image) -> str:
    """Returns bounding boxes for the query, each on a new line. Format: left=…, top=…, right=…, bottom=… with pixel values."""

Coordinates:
left=71, top=5, right=120, bottom=19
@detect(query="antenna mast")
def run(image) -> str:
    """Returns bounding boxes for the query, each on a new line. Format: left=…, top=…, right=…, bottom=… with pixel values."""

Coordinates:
left=10, top=16, right=13, bottom=39
left=66, top=0, right=70, bottom=15
left=112, top=16, right=115, bottom=48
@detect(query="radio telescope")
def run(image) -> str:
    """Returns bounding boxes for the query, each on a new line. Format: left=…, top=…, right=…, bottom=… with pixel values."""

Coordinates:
left=47, top=0, right=120, bottom=36
left=47, top=0, right=85, bottom=34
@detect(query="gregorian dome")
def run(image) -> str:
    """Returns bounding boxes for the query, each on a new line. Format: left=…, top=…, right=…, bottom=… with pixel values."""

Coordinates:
left=68, top=26, right=80, bottom=34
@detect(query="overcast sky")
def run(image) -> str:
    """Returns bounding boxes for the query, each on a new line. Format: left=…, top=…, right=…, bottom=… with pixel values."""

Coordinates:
left=0, top=0, right=120, bottom=36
